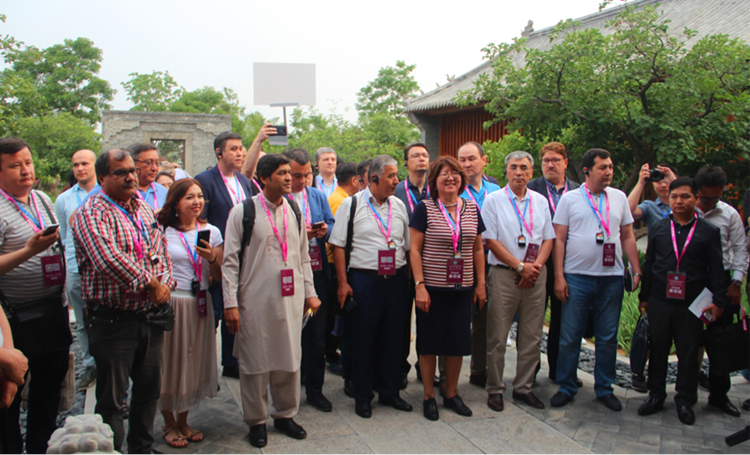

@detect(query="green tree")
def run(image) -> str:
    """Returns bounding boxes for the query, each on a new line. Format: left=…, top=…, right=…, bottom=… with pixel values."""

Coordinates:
left=122, top=70, right=183, bottom=111
left=356, top=60, right=420, bottom=116
left=459, top=5, right=750, bottom=198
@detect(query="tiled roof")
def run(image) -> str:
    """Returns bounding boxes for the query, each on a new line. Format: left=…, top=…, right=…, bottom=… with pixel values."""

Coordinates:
left=404, top=0, right=750, bottom=113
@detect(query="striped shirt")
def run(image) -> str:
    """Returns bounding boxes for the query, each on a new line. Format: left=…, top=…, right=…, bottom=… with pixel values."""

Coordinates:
left=0, top=190, right=63, bottom=305
left=72, top=192, right=175, bottom=311
left=410, top=198, right=485, bottom=290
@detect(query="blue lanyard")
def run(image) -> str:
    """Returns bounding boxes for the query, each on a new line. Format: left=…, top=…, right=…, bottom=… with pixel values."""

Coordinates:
left=365, top=192, right=390, bottom=231
left=506, top=187, right=529, bottom=233
left=101, top=194, right=149, bottom=241
left=657, top=201, right=671, bottom=218
left=582, top=189, right=605, bottom=226
left=15, top=198, right=43, bottom=229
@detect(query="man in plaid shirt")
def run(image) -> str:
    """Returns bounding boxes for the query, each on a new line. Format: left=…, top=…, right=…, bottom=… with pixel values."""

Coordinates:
left=72, top=149, right=174, bottom=454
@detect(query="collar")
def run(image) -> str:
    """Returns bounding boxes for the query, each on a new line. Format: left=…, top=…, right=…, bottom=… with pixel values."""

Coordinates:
left=365, top=187, right=388, bottom=207
left=101, top=192, right=140, bottom=213
left=333, top=186, right=349, bottom=198
left=544, top=177, right=566, bottom=192
left=696, top=202, right=723, bottom=217
left=669, top=213, right=698, bottom=229
left=467, top=179, right=484, bottom=193
left=406, top=176, right=427, bottom=193
left=506, top=186, right=530, bottom=202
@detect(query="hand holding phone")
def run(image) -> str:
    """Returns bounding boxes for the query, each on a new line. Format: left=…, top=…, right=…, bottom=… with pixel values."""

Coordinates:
left=311, top=221, right=325, bottom=230
left=42, top=224, right=60, bottom=236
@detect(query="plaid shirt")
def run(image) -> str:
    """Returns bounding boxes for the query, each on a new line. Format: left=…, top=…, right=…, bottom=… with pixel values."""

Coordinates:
left=72, top=192, right=175, bottom=311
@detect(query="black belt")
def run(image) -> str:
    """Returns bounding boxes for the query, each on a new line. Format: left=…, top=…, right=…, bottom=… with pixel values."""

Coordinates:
left=86, top=302, right=143, bottom=321
left=493, top=264, right=512, bottom=271
left=349, top=267, right=406, bottom=279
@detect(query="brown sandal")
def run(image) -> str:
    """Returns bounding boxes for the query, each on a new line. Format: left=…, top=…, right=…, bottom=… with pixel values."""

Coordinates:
left=163, top=427, right=188, bottom=448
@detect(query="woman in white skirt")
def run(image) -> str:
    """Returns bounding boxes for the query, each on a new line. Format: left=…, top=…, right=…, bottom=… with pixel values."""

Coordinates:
left=156, top=179, right=223, bottom=448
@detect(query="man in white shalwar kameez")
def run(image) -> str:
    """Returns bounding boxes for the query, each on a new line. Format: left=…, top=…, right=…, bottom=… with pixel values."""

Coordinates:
left=223, top=154, right=321, bottom=448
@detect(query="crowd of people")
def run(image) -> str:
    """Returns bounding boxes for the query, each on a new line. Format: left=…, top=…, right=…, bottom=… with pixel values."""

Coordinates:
left=0, top=126, right=747, bottom=453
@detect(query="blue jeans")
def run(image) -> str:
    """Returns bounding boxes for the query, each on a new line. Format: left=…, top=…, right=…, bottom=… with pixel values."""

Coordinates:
left=67, top=271, right=95, bottom=368
left=556, top=273, right=623, bottom=398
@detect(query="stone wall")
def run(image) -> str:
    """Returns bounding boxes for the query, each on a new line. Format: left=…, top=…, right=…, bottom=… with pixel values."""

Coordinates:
left=101, top=111, right=232, bottom=176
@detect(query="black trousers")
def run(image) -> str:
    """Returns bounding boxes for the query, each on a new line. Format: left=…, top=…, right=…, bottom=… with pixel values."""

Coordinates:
left=324, top=272, right=341, bottom=363
left=0, top=347, right=68, bottom=454
left=87, top=310, right=164, bottom=454
left=646, top=296, right=703, bottom=406
left=349, top=269, right=408, bottom=403
left=209, top=282, right=238, bottom=370
left=302, top=271, right=329, bottom=395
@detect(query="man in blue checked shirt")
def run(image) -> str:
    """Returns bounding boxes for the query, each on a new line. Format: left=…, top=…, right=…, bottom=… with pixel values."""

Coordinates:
left=627, top=163, right=678, bottom=229
left=54, top=149, right=99, bottom=390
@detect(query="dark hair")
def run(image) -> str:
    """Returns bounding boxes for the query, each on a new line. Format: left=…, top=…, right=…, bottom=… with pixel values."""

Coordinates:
left=0, top=137, right=31, bottom=170
left=694, top=165, right=726, bottom=189
left=214, top=131, right=243, bottom=155
left=95, top=149, right=131, bottom=178
left=459, top=141, right=485, bottom=157
left=428, top=156, right=467, bottom=199
left=669, top=176, right=697, bottom=195
left=283, top=148, right=311, bottom=166
left=67, top=169, right=77, bottom=187
left=156, top=171, right=175, bottom=183
left=540, top=142, right=567, bottom=160
left=581, top=148, right=611, bottom=172
left=336, top=162, right=357, bottom=183
left=357, top=159, right=372, bottom=181
left=403, top=142, right=428, bottom=161
left=658, top=163, right=679, bottom=177
left=157, top=179, right=204, bottom=229
left=257, top=153, right=291, bottom=179
left=127, top=142, right=158, bottom=162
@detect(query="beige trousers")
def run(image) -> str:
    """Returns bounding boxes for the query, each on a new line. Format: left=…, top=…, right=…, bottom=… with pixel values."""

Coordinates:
left=486, top=265, right=547, bottom=395
left=240, top=369, right=300, bottom=426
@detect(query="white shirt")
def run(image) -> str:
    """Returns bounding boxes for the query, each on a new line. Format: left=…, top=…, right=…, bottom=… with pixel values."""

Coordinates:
left=554, top=187, right=634, bottom=276
left=482, top=187, right=555, bottom=267
left=328, top=188, right=410, bottom=271
left=223, top=175, right=246, bottom=206
left=697, top=201, right=748, bottom=282
left=165, top=224, right=223, bottom=292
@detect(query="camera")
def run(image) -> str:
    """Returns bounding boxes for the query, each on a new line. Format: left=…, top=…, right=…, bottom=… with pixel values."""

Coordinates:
left=647, top=168, right=665, bottom=182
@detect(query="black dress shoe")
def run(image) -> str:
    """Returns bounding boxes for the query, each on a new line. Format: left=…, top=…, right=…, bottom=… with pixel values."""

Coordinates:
left=344, top=379, right=354, bottom=398
left=423, top=397, right=439, bottom=421
left=597, top=394, right=622, bottom=411
left=637, top=396, right=664, bottom=416
left=379, top=395, right=413, bottom=412
left=550, top=391, right=573, bottom=407
left=742, top=398, right=750, bottom=411
left=274, top=418, right=307, bottom=440
left=631, top=374, right=648, bottom=393
left=401, top=372, right=408, bottom=390
left=576, top=378, right=583, bottom=388
left=355, top=401, right=372, bottom=418
left=708, top=396, right=741, bottom=417
left=307, top=392, right=332, bottom=412
left=222, top=365, right=240, bottom=379
left=249, top=424, right=267, bottom=447
left=487, top=393, right=504, bottom=412
left=469, top=372, right=487, bottom=388
left=677, top=404, right=695, bottom=425
left=512, top=391, right=545, bottom=409
left=444, top=395, right=472, bottom=416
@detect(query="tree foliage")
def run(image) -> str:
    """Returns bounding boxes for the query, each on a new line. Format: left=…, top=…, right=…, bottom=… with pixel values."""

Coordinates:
left=459, top=5, right=750, bottom=199
left=122, top=70, right=183, bottom=112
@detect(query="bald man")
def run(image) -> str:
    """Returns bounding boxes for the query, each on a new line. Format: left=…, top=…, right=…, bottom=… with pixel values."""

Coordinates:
left=54, top=149, right=100, bottom=390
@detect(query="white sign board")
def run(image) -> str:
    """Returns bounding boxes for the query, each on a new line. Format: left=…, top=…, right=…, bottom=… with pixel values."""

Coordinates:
left=253, top=63, right=316, bottom=106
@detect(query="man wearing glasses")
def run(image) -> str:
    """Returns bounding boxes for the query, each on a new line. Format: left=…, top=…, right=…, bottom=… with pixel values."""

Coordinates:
left=128, top=143, right=168, bottom=213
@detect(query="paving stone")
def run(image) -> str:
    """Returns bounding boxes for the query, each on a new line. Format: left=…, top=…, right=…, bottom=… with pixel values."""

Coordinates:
left=617, top=421, right=642, bottom=437
left=681, top=443, right=721, bottom=454
left=591, top=440, right=615, bottom=454
left=262, top=435, right=373, bottom=454
left=581, top=420, right=620, bottom=433
left=574, top=426, right=599, bottom=443
left=613, top=440, right=660, bottom=453
left=638, top=430, right=661, bottom=446
left=658, top=440, right=683, bottom=454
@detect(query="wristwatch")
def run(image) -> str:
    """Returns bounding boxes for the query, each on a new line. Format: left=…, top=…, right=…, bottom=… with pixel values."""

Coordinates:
left=516, top=262, right=524, bottom=273
left=415, top=280, right=424, bottom=287
left=731, top=279, right=743, bottom=287
left=633, top=272, right=643, bottom=278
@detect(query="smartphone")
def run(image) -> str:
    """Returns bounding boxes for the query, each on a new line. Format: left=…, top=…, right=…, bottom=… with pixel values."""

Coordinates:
left=344, top=296, right=357, bottom=312
left=311, top=221, right=325, bottom=230
left=197, top=229, right=211, bottom=246
left=271, top=125, right=288, bottom=136
left=42, top=224, right=60, bottom=236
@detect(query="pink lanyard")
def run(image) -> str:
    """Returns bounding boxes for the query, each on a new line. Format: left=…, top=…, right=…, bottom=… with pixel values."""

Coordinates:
left=437, top=199, right=461, bottom=253
left=465, top=185, right=487, bottom=212
left=365, top=192, right=392, bottom=243
left=670, top=215, right=698, bottom=271
left=221, top=172, right=245, bottom=205
left=403, top=180, right=428, bottom=213
left=138, top=183, right=158, bottom=209
left=259, top=192, right=289, bottom=262
left=0, top=189, right=45, bottom=232
left=582, top=184, right=611, bottom=237
left=505, top=186, right=534, bottom=237
left=102, top=194, right=146, bottom=261
left=252, top=179, right=262, bottom=193
left=287, top=189, right=313, bottom=228
left=547, top=180, right=568, bottom=214
left=177, top=222, right=202, bottom=279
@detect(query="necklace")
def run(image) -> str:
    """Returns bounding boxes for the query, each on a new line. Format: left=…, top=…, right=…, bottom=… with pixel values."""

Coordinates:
left=442, top=202, right=458, bottom=207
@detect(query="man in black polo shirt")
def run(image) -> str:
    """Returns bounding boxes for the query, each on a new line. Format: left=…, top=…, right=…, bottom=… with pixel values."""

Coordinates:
left=637, top=177, right=727, bottom=425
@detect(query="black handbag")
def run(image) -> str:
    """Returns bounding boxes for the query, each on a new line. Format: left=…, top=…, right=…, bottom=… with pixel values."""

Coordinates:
left=1, top=293, right=72, bottom=358
left=137, top=303, right=175, bottom=331
left=629, top=312, right=650, bottom=378
left=704, top=305, right=749, bottom=376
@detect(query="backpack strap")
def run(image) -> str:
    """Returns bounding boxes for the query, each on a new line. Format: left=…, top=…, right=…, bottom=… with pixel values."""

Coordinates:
left=344, top=194, right=358, bottom=270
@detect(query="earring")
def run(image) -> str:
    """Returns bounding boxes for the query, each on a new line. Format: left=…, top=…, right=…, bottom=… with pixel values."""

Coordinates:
left=175, top=210, right=179, bottom=217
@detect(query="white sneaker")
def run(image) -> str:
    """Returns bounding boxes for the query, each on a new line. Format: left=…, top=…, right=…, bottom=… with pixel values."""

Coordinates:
left=581, top=338, right=587, bottom=345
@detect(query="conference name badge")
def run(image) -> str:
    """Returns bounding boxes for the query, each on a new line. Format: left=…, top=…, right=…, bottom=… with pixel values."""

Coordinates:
left=602, top=243, right=616, bottom=267
left=280, top=269, right=295, bottom=296
left=378, top=250, right=396, bottom=275
left=446, top=258, right=464, bottom=283
left=666, top=271, right=686, bottom=300
left=41, top=254, right=65, bottom=287
left=523, top=243, right=540, bottom=263
left=309, top=245, right=323, bottom=272
left=197, top=290, right=208, bottom=319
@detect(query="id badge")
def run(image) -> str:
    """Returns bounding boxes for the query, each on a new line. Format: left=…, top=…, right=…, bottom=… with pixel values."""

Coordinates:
left=280, top=269, right=295, bottom=296
left=446, top=258, right=464, bottom=283
left=523, top=243, right=540, bottom=263
left=197, top=290, right=208, bottom=319
left=41, top=254, right=65, bottom=287
left=666, top=271, right=686, bottom=300
left=309, top=245, right=323, bottom=271
left=378, top=250, right=396, bottom=275
left=602, top=243, right=616, bottom=267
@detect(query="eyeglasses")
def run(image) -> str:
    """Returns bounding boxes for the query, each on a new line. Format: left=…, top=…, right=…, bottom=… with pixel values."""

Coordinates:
left=408, top=152, right=430, bottom=159
left=136, top=159, right=160, bottom=168
left=109, top=168, right=139, bottom=178
left=542, top=158, right=563, bottom=164
left=438, top=171, right=461, bottom=179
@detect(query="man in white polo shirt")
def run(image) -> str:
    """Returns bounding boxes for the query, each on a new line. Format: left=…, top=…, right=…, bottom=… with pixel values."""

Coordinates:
left=550, top=148, right=642, bottom=412
left=482, top=151, right=555, bottom=412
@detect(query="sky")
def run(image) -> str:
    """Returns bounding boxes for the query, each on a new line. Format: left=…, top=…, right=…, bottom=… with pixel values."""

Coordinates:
left=2, top=0, right=618, bottom=123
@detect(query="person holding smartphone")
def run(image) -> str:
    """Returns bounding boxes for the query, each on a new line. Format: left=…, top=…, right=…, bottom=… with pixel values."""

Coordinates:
left=156, top=179, right=223, bottom=447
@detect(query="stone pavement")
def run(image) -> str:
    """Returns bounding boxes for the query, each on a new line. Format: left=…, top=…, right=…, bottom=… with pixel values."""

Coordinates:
left=144, top=335, right=749, bottom=454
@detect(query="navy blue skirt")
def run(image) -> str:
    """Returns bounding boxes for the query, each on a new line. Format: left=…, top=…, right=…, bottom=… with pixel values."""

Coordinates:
left=416, top=288, right=472, bottom=356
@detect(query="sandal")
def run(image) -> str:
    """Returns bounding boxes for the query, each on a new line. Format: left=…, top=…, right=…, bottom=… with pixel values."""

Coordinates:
left=162, top=427, right=188, bottom=448
left=180, top=426, right=204, bottom=443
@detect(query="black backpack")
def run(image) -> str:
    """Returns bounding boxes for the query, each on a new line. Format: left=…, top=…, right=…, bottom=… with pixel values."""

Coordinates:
left=239, top=196, right=302, bottom=270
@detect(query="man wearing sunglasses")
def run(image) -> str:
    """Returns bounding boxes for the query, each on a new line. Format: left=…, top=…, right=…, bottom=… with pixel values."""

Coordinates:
left=693, top=166, right=748, bottom=418
left=128, top=143, right=168, bottom=213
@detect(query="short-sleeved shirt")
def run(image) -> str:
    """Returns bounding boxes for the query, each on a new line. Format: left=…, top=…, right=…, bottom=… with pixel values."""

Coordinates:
left=410, top=198, right=485, bottom=290
left=482, top=187, right=555, bottom=267
left=137, top=182, right=168, bottom=211
left=165, top=224, right=223, bottom=292
left=554, top=187, right=634, bottom=276
left=461, top=180, right=501, bottom=211
left=54, top=183, right=99, bottom=273
left=637, top=198, right=671, bottom=229
left=328, top=189, right=410, bottom=271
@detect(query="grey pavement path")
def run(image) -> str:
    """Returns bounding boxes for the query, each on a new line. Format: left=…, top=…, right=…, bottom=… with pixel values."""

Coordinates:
left=143, top=333, right=749, bottom=454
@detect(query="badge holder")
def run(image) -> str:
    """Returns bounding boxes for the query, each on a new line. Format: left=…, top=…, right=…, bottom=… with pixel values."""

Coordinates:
left=666, top=270, right=686, bottom=300
left=281, top=269, right=295, bottom=296
left=602, top=242, right=616, bottom=267
left=446, top=252, right=464, bottom=286
left=517, top=235, right=526, bottom=247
